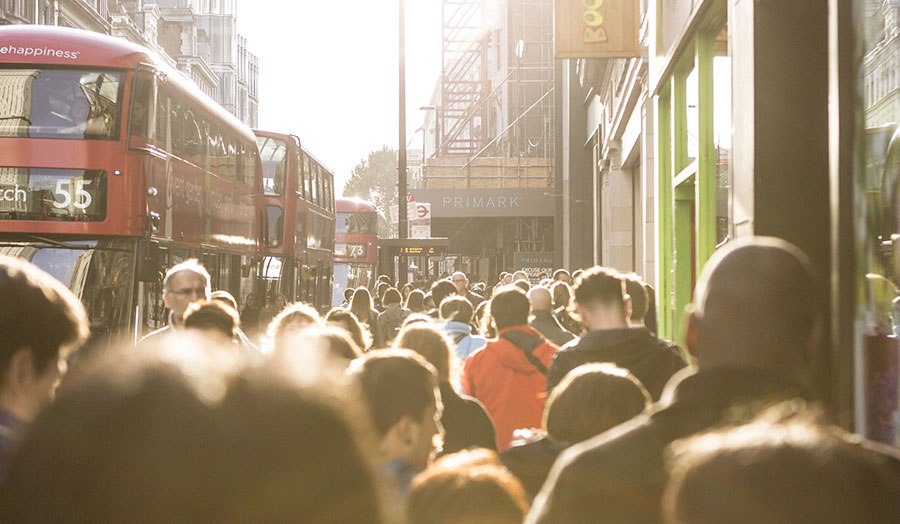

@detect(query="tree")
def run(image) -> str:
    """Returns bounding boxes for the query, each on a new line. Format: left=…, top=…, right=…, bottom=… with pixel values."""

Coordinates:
left=342, top=146, right=398, bottom=215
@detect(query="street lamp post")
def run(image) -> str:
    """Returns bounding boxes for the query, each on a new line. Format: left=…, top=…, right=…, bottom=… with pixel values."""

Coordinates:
left=398, top=0, right=408, bottom=286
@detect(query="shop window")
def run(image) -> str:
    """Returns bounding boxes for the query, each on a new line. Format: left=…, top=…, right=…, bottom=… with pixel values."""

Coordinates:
left=856, top=0, right=900, bottom=446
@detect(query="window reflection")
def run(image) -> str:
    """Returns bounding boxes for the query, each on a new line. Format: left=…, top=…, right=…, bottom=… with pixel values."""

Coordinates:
left=0, top=68, right=123, bottom=140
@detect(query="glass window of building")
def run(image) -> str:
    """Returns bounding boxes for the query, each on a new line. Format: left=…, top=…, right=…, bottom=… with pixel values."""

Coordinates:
left=652, top=0, right=731, bottom=341
left=856, top=0, right=900, bottom=447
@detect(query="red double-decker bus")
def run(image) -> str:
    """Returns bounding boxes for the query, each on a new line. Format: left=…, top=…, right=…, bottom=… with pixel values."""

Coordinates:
left=0, top=26, right=262, bottom=343
left=254, top=130, right=335, bottom=311
left=333, top=197, right=388, bottom=305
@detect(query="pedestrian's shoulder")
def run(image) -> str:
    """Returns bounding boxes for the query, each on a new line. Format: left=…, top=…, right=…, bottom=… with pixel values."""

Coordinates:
left=653, top=334, right=689, bottom=365
left=138, top=325, right=171, bottom=345
left=555, top=335, right=582, bottom=354
left=553, top=412, right=662, bottom=483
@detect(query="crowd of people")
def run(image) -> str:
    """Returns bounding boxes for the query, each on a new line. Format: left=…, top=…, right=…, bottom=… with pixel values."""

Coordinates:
left=0, top=237, right=899, bottom=523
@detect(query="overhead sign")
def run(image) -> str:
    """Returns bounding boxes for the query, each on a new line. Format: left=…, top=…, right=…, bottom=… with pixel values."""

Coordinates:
left=554, top=0, right=641, bottom=59
left=409, top=188, right=555, bottom=218
left=400, top=247, right=439, bottom=255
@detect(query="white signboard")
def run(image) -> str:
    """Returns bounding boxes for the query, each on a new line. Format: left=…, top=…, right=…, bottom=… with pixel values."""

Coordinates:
left=390, top=202, right=418, bottom=224
left=411, top=224, right=431, bottom=239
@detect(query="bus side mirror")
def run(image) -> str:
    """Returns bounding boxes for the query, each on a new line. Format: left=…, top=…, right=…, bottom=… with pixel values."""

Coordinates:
left=138, top=239, right=162, bottom=282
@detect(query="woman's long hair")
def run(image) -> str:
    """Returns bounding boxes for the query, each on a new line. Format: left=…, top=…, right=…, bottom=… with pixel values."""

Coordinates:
left=349, top=287, right=377, bottom=326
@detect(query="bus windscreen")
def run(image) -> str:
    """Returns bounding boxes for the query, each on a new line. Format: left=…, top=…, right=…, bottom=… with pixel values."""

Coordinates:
left=0, top=68, right=124, bottom=140
left=336, top=211, right=376, bottom=234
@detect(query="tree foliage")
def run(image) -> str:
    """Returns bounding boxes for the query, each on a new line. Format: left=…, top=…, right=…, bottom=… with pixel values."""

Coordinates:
left=342, top=146, right=398, bottom=214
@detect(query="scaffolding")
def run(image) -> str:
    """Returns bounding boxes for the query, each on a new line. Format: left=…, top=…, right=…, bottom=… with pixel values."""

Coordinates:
left=509, top=0, right=554, bottom=160
left=440, top=0, right=488, bottom=156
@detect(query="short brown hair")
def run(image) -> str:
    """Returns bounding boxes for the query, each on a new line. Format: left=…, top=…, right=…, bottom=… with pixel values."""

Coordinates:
left=314, top=327, right=364, bottom=361
left=183, top=300, right=239, bottom=339
left=0, top=256, right=88, bottom=383
left=268, top=303, right=322, bottom=351
left=394, top=324, right=452, bottom=383
left=573, top=266, right=625, bottom=312
left=490, top=287, right=530, bottom=330
left=623, top=274, right=649, bottom=323
left=407, top=449, right=528, bottom=524
left=439, top=296, right=474, bottom=325
left=325, top=308, right=371, bottom=350
left=382, top=288, right=402, bottom=306
left=349, top=350, right=438, bottom=437
left=544, top=363, right=650, bottom=443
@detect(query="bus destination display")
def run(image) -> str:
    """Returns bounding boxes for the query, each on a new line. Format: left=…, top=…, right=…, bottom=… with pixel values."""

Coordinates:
left=0, top=167, right=107, bottom=221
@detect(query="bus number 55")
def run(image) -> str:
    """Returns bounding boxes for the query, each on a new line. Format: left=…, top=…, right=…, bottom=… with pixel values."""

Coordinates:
left=53, top=179, right=93, bottom=210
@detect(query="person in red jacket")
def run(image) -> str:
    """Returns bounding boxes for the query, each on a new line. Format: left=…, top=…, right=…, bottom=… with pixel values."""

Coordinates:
left=463, top=286, right=557, bottom=450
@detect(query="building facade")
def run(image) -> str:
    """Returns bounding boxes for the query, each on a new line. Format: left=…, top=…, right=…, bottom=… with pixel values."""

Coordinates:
left=0, top=0, right=258, bottom=127
left=555, top=0, right=900, bottom=447
left=412, top=0, right=557, bottom=283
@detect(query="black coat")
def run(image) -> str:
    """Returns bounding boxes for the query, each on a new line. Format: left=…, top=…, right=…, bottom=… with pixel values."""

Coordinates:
left=500, top=436, right=567, bottom=501
left=527, top=368, right=817, bottom=524
left=439, top=382, right=497, bottom=454
left=546, top=327, right=687, bottom=400
left=529, top=311, right=575, bottom=347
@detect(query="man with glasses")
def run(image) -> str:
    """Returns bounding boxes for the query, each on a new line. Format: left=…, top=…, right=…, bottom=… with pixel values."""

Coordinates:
left=450, top=271, right=483, bottom=308
left=140, top=259, right=211, bottom=345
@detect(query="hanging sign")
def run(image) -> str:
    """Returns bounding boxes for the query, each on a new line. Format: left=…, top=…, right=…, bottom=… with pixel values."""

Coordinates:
left=554, top=0, right=641, bottom=59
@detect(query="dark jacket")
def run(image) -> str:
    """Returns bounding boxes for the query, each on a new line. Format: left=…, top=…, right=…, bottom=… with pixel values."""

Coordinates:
left=526, top=368, right=811, bottom=524
left=465, top=290, right=484, bottom=307
left=0, top=409, right=22, bottom=482
left=546, top=327, right=687, bottom=399
left=530, top=311, right=575, bottom=347
left=439, top=382, right=497, bottom=454
left=500, top=435, right=567, bottom=501
left=375, top=305, right=410, bottom=347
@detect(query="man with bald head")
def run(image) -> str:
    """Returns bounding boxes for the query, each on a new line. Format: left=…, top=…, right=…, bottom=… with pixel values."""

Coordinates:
left=527, top=237, right=821, bottom=524
left=450, top=271, right=483, bottom=307
left=528, top=287, right=574, bottom=346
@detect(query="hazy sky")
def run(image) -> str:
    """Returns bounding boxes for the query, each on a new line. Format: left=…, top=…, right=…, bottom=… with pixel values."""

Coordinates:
left=236, top=0, right=442, bottom=193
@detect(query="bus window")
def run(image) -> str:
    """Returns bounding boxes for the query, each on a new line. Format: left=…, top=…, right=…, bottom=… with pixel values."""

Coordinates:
left=310, top=164, right=318, bottom=204
left=244, top=144, right=258, bottom=187
left=303, top=154, right=312, bottom=200
left=206, top=125, right=217, bottom=172
left=227, top=137, right=237, bottom=180
left=185, top=111, right=204, bottom=166
left=155, top=90, right=168, bottom=147
left=266, top=205, right=284, bottom=247
left=171, top=100, right=184, bottom=155
left=324, top=175, right=333, bottom=212
left=257, top=136, right=287, bottom=195
left=316, top=166, right=324, bottom=208
left=336, top=212, right=376, bottom=234
left=0, top=68, right=124, bottom=141
left=235, top=142, right=245, bottom=182
left=296, top=149, right=306, bottom=198
left=129, top=73, right=153, bottom=139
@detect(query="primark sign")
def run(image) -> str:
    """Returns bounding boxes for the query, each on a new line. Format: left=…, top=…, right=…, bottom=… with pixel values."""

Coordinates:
left=409, top=188, right=555, bottom=218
